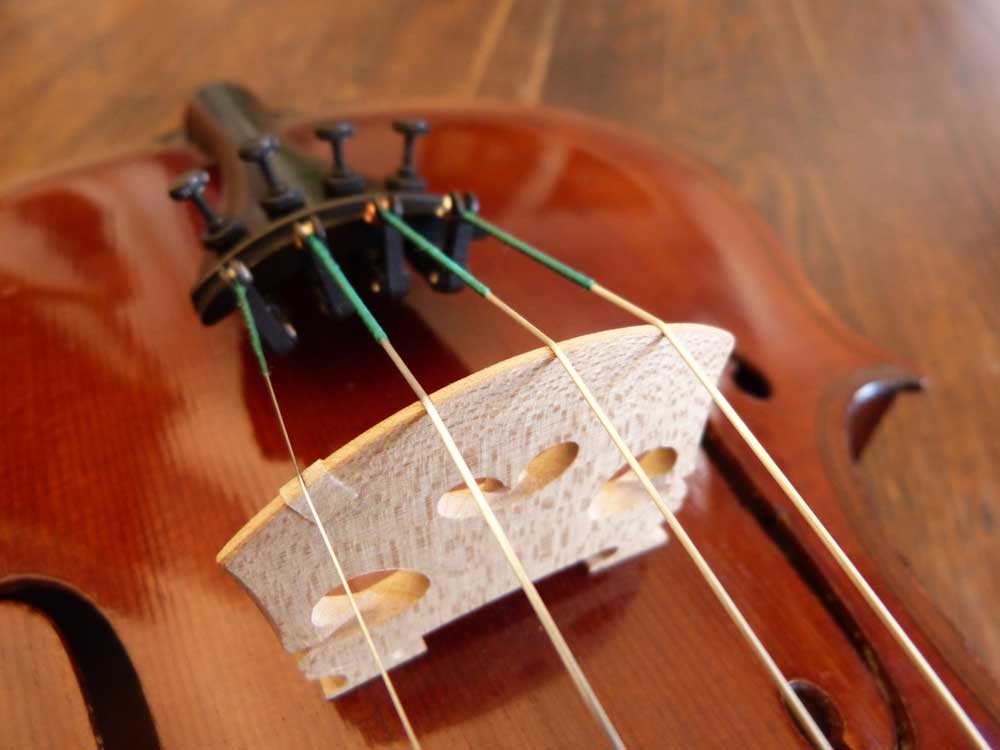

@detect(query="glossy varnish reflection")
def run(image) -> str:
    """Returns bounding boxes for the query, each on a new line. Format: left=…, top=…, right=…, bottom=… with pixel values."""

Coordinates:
left=0, top=105, right=997, bottom=748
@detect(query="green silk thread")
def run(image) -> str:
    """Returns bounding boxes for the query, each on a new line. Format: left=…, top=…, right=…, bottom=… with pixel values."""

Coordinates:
left=380, top=208, right=490, bottom=297
left=459, top=209, right=595, bottom=291
left=231, top=280, right=270, bottom=377
left=306, top=233, right=388, bottom=343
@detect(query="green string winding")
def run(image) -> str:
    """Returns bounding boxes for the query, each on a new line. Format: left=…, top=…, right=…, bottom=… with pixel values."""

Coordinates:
left=380, top=208, right=491, bottom=297
left=233, top=206, right=569, bottom=368
left=231, top=279, right=270, bottom=376
left=459, top=209, right=595, bottom=291
left=305, top=233, right=388, bottom=343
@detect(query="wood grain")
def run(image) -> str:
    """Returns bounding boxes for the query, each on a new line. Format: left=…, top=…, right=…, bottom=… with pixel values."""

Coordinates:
left=220, top=324, right=731, bottom=694
left=0, top=604, right=95, bottom=749
left=0, top=0, right=997, bottom=742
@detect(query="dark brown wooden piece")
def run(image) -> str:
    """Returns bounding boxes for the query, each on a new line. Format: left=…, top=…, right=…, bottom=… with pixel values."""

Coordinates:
left=0, top=95, right=997, bottom=748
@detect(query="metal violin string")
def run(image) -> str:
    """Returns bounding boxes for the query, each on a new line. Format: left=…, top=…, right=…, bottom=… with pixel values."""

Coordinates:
left=455, top=208, right=993, bottom=750
left=378, top=204, right=835, bottom=750
left=293, top=219, right=627, bottom=750
left=226, top=261, right=423, bottom=750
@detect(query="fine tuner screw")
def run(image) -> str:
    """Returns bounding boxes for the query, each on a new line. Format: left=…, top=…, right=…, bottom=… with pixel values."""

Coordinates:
left=315, top=121, right=365, bottom=196
left=169, top=170, right=219, bottom=227
left=238, top=134, right=304, bottom=217
left=387, top=118, right=430, bottom=192
left=168, top=170, right=246, bottom=251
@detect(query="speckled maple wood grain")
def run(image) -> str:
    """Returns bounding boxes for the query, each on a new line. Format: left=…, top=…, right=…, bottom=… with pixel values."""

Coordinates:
left=220, top=325, right=731, bottom=693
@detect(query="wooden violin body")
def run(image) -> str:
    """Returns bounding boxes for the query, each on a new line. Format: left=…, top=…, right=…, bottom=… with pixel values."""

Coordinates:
left=0, top=92, right=997, bottom=749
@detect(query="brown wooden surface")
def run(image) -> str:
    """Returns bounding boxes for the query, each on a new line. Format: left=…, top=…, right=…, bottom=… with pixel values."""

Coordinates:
left=1, top=1, right=998, bottom=747
left=0, top=605, right=94, bottom=749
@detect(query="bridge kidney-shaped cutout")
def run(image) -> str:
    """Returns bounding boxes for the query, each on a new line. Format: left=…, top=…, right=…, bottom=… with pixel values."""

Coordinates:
left=589, top=447, right=678, bottom=519
left=437, top=442, right=579, bottom=520
left=516, top=441, right=579, bottom=493
left=437, top=478, right=510, bottom=520
left=311, top=569, right=430, bottom=640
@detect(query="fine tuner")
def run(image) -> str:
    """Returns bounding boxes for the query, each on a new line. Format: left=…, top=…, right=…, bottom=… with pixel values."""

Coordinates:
left=168, top=83, right=482, bottom=355
left=237, top=134, right=305, bottom=216
left=314, top=121, right=365, bottom=195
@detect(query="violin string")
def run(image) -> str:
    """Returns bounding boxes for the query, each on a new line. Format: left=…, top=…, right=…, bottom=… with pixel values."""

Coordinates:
left=458, top=209, right=993, bottom=750
left=299, top=222, right=627, bottom=750
left=228, top=271, right=422, bottom=750
left=381, top=206, right=834, bottom=750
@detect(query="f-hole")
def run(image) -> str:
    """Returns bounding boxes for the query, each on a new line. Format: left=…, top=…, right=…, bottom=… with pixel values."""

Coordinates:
left=0, top=577, right=160, bottom=749
left=729, top=352, right=772, bottom=400
left=786, top=679, right=849, bottom=749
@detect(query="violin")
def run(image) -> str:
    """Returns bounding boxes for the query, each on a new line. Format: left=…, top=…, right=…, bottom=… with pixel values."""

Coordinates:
left=1, top=82, right=997, bottom=750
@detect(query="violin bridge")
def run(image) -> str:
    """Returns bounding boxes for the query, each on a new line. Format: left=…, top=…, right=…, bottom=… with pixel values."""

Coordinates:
left=217, top=324, right=734, bottom=698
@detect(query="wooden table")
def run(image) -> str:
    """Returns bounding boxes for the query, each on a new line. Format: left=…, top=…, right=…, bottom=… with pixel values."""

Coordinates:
left=2, top=0, right=997, bottom=700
